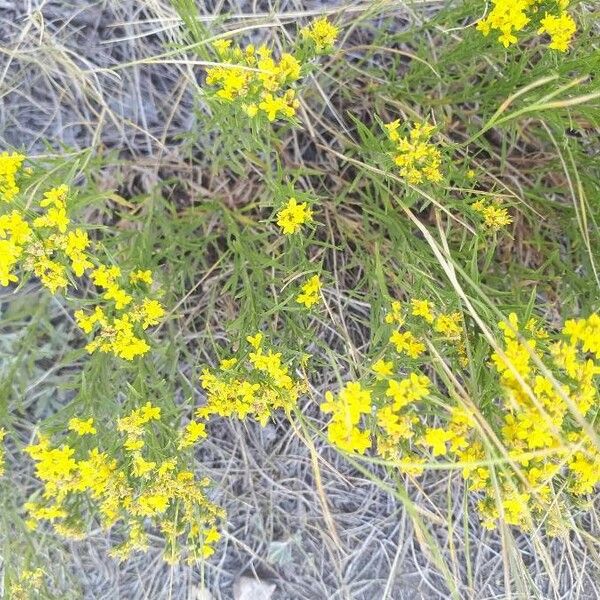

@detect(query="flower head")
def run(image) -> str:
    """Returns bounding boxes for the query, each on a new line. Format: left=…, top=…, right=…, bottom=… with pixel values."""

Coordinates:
left=300, top=18, right=339, bottom=53
left=276, top=198, right=313, bottom=234
left=68, top=417, right=96, bottom=436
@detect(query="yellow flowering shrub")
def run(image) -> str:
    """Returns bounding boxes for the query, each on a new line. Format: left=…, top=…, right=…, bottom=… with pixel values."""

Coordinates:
left=477, top=0, right=576, bottom=51
left=3, top=2, right=598, bottom=590
left=321, top=300, right=600, bottom=531
left=204, top=17, right=338, bottom=122
left=197, top=332, right=305, bottom=427
left=24, top=401, right=224, bottom=565
left=0, top=154, right=164, bottom=361
left=444, top=311, right=600, bottom=530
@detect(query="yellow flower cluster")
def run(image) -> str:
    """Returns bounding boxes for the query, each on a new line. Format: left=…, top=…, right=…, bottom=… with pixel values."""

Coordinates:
left=430, top=310, right=600, bottom=529
left=323, top=298, right=599, bottom=531
left=68, top=417, right=96, bottom=436
left=179, top=420, right=207, bottom=449
left=7, top=567, right=45, bottom=600
left=205, top=17, right=338, bottom=121
left=420, top=313, right=600, bottom=530
left=0, top=151, right=25, bottom=203
left=383, top=121, right=442, bottom=184
left=321, top=300, right=446, bottom=469
left=320, top=365, right=432, bottom=470
left=74, top=267, right=165, bottom=360
left=321, top=370, right=431, bottom=474
left=206, top=40, right=301, bottom=121
left=321, top=382, right=373, bottom=453
left=0, top=179, right=77, bottom=289
left=477, top=0, right=576, bottom=51
left=472, top=198, right=513, bottom=232
left=462, top=312, right=600, bottom=529
left=296, top=274, right=322, bottom=308
left=25, top=402, right=224, bottom=565
left=300, top=17, right=340, bottom=53
left=0, top=156, right=164, bottom=360
left=562, top=313, right=600, bottom=359
left=276, top=197, right=313, bottom=234
left=197, top=332, right=304, bottom=427
left=537, top=11, right=577, bottom=51
left=386, top=299, right=466, bottom=365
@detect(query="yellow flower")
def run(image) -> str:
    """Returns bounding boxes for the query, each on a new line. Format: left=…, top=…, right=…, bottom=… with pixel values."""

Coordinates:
left=376, top=408, right=415, bottom=442
left=68, top=417, right=96, bottom=436
left=39, top=184, right=69, bottom=208
left=137, top=493, right=169, bottom=516
left=103, top=283, right=132, bottom=310
left=411, top=299, right=434, bottom=323
left=0, top=238, right=21, bottom=286
left=206, top=38, right=302, bottom=121
left=140, top=298, right=165, bottom=329
left=498, top=312, right=519, bottom=339
left=219, top=357, right=238, bottom=370
left=386, top=121, right=442, bottom=184
left=472, top=199, right=512, bottom=231
left=0, top=210, right=31, bottom=244
left=130, top=269, right=153, bottom=285
left=124, top=437, right=144, bottom=452
left=296, top=274, right=321, bottom=308
left=372, top=358, right=393, bottom=378
left=385, top=301, right=404, bottom=325
left=389, top=330, right=426, bottom=358
left=198, top=335, right=302, bottom=427
left=91, top=265, right=121, bottom=288
left=384, top=120, right=401, bottom=143
left=477, top=1, right=576, bottom=51
left=0, top=152, right=25, bottom=202
left=258, top=93, right=297, bottom=121
left=65, top=229, right=93, bottom=276
left=476, top=1, right=530, bottom=46
left=300, top=17, right=339, bottom=52
left=385, top=373, right=430, bottom=409
left=179, top=421, right=207, bottom=448
left=140, top=402, right=161, bottom=422
left=434, top=312, right=462, bottom=337
left=321, top=382, right=372, bottom=454
left=502, top=492, right=531, bottom=526
left=421, top=427, right=453, bottom=456
left=538, top=12, right=576, bottom=52
left=74, top=306, right=107, bottom=334
left=278, top=53, right=301, bottom=82
left=562, top=314, right=600, bottom=359
left=247, top=332, right=263, bottom=349
left=276, top=198, right=313, bottom=234
left=132, top=454, right=156, bottom=478
left=33, top=257, right=68, bottom=293
left=212, top=38, right=232, bottom=56
left=33, top=205, right=70, bottom=233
